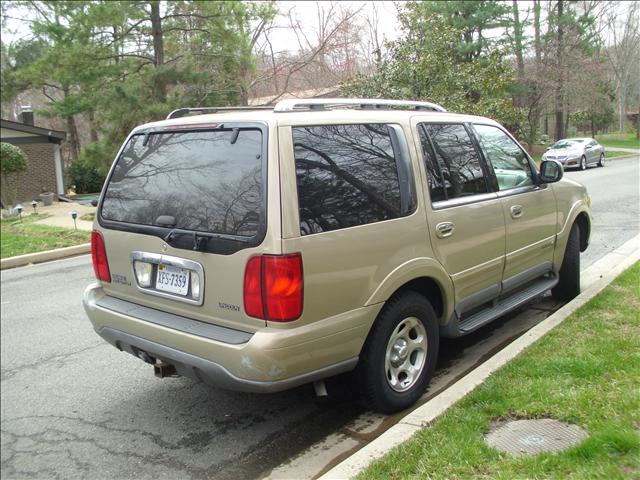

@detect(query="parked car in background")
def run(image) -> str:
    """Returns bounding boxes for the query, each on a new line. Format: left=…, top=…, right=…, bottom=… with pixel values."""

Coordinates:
left=542, top=137, right=605, bottom=170
left=83, top=99, right=592, bottom=413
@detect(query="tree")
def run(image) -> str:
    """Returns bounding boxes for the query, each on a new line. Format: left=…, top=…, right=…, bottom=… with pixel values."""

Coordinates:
left=0, top=142, right=28, bottom=207
left=343, top=1, right=522, bottom=130
left=600, top=1, right=640, bottom=135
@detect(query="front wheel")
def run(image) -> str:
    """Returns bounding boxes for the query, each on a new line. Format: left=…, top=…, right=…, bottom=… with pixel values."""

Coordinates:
left=598, top=153, right=605, bottom=167
left=356, top=292, right=439, bottom=413
left=552, top=224, right=581, bottom=301
left=580, top=155, right=587, bottom=170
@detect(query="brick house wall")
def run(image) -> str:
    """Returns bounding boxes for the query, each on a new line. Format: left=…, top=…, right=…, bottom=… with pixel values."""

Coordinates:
left=4, top=143, right=58, bottom=204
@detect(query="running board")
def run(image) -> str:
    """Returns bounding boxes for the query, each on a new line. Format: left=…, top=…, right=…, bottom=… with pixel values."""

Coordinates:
left=458, top=274, right=558, bottom=334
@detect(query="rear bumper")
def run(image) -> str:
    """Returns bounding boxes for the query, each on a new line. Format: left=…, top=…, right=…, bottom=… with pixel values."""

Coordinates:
left=83, top=283, right=378, bottom=392
left=96, top=327, right=358, bottom=393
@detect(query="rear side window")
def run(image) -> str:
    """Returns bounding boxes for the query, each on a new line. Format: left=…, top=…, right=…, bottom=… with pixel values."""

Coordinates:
left=101, top=128, right=263, bottom=238
left=293, top=124, right=402, bottom=235
left=418, top=123, right=488, bottom=201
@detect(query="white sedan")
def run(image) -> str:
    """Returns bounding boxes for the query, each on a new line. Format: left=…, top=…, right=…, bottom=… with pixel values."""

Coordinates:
left=542, top=138, right=605, bottom=170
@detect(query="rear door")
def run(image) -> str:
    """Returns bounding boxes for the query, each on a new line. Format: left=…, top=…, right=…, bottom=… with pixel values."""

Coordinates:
left=415, top=120, right=506, bottom=315
left=472, top=123, right=557, bottom=291
left=97, top=121, right=279, bottom=331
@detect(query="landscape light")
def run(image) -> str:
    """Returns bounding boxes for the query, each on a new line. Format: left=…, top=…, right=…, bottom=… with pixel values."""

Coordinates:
left=31, top=200, right=37, bottom=214
left=71, top=210, right=78, bottom=230
left=15, top=204, right=23, bottom=220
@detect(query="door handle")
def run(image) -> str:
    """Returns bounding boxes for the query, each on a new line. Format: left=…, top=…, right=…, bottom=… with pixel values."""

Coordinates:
left=436, top=221, right=455, bottom=238
left=510, top=205, right=523, bottom=218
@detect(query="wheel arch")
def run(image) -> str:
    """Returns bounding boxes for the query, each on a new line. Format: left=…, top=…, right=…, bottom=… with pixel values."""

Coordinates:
left=575, top=211, right=590, bottom=252
left=365, top=258, right=454, bottom=325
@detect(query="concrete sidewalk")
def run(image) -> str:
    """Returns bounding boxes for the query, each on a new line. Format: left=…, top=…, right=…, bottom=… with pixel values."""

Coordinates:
left=29, top=200, right=95, bottom=231
left=605, top=146, right=640, bottom=154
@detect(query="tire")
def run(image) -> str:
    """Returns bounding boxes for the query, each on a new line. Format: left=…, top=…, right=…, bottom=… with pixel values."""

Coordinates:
left=356, top=292, right=439, bottom=413
left=552, top=224, right=581, bottom=301
left=580, top=155, right=587, bottom=170
left=598, top=153, right=605, bottom=167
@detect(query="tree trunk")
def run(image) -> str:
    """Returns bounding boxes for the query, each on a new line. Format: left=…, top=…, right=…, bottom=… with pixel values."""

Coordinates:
left=150, top=1, right=166, bottom=103
left=533, top=0, right=541, bottom=65
left=88, top=110, right=99, bottom=143
left=554, top=0, right=565, bottom=141
left=63, top=86, right=80, bottom=162
left=512, top=1, right=525, bottom=79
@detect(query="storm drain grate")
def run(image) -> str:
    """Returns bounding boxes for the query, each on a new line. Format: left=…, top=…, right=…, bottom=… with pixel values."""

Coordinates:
left=485, top=418, right=588, bottom=456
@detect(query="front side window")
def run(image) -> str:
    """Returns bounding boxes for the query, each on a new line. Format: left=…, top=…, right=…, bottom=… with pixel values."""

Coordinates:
left=419, top=123, right=488, bottom=201
left=293, top=124, right=403, bottom=235
left=474, top=124, right=533, bottom=191
left=101, top=128, right=263, bottom=238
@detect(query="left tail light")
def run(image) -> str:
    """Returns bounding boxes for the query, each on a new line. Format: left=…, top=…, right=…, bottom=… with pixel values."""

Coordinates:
left=243, top=253, right=303, bottom=322
left=91, top=230, right=111, bottom=283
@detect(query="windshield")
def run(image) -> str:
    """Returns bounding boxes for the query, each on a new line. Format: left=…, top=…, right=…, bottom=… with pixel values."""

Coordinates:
left=101, top=127, right=264, bottom=238
left=550, top=139, right=584, bottom=149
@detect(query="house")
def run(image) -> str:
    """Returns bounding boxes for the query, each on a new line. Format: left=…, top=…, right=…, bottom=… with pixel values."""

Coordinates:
left=1, top=109, right=66, bottom=204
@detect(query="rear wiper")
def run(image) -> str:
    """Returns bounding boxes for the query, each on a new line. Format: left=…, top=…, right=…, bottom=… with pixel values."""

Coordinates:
left=163, top=228, right=251, bottom=251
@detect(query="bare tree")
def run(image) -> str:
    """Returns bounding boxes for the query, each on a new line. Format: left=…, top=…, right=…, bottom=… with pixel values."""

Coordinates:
left=248, top=1, right=367, bottom=103
left=599, top=1, right=640, bottom=134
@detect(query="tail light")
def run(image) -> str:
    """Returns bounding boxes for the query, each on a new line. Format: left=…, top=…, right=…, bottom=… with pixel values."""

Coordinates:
left=91, top=230, right=111, bottom=283
left=243, top=253, right=303, bottom=322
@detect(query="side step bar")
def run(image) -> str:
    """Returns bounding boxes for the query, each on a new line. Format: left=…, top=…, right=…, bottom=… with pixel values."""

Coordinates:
left=458, top=274, right=558, bottom=334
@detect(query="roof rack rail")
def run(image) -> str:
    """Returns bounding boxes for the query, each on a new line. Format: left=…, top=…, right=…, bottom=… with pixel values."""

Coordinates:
left=166, top=106, right=273, bottom=119
left=273, top=98, right=447, bottom=113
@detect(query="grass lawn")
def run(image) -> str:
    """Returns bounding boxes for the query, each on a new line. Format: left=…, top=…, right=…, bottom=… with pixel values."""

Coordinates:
left=596, top=133, right=640, bottom=150
left=80, top=212, right=95, bottom=222
left=1, top=214, right=90, bottom=259
left=359, top=262, right=640, bottom=480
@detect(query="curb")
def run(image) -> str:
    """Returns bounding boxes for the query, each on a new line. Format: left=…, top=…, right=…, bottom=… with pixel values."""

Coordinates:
left=0, top=243, right=91, bottom=270
left=320, top=234, right=640, bottom=479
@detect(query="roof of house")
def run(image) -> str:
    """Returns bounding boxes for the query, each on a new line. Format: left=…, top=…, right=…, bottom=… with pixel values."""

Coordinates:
left=0, top=118, right=67, bottom=142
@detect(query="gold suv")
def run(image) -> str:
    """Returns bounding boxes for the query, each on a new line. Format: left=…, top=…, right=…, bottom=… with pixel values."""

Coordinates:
left=83, top=99, right=591, bottom=413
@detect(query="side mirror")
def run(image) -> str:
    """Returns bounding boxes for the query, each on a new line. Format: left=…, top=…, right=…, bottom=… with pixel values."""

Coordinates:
left=539, top=160, right=563, bottom=183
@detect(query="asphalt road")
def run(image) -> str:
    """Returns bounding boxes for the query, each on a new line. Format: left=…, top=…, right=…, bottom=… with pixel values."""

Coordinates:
left=1, top=155, right=638, bottom=480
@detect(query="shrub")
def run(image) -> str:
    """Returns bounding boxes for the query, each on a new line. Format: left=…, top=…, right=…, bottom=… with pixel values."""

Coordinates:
left=67, top=159, right=105, bottom=194
left=0, top=142, right=28, bottom=206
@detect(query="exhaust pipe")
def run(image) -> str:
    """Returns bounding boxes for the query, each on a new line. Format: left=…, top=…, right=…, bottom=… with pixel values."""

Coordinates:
left=154, top=362, right=177, bottom=378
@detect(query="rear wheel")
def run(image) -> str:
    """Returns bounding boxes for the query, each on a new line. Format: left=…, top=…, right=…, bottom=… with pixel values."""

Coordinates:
left=598, top=153, right=605, bottom=167
left=356, top=292, right=439, bottom=413
left=552, top=224, right=581, bottom=301
left=580, top=155, right=587, bottom=170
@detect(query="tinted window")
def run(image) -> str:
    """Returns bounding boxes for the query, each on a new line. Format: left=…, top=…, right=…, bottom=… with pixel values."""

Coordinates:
left=293, top=124, right=402, bottom=235
left=417, top=126, right=447, bottom=202
left=474, top=124, right=533, bottom=191
left=101, top=128, right=263, bottom=237
left=420, top=123, right=488, bottom=200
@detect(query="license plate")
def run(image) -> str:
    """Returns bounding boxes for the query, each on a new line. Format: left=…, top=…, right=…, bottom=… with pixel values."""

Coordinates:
left=156, top=264, right=189, bottom=296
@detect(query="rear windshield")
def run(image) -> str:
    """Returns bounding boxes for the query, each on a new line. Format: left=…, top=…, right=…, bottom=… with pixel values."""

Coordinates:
left=101, top=128, right=264, bottom=237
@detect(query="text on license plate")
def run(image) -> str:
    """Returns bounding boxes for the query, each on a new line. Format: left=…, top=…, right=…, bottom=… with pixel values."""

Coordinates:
left=156, top=264, right=189, bottom=296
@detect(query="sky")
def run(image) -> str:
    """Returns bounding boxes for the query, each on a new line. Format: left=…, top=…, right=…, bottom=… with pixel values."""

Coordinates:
left=0, top=1, right=403, bottom=52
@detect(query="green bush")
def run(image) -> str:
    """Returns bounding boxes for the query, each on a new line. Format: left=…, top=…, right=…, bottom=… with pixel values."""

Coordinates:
left=0, top=142, right=28, bottom=206
left=67, top=159, right=105, bottom=194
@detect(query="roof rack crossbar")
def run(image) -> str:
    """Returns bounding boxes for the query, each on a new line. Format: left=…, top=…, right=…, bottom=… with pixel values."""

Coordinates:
left=166, top=106, right=273, bottom=119
left=273, top=98, right=446, bottom=113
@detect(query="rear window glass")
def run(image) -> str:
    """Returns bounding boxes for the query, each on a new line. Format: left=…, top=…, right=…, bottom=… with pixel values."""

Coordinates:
left=293, top=124, right=402, bottom=235
left=101, top=128, right=263, bottom=237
